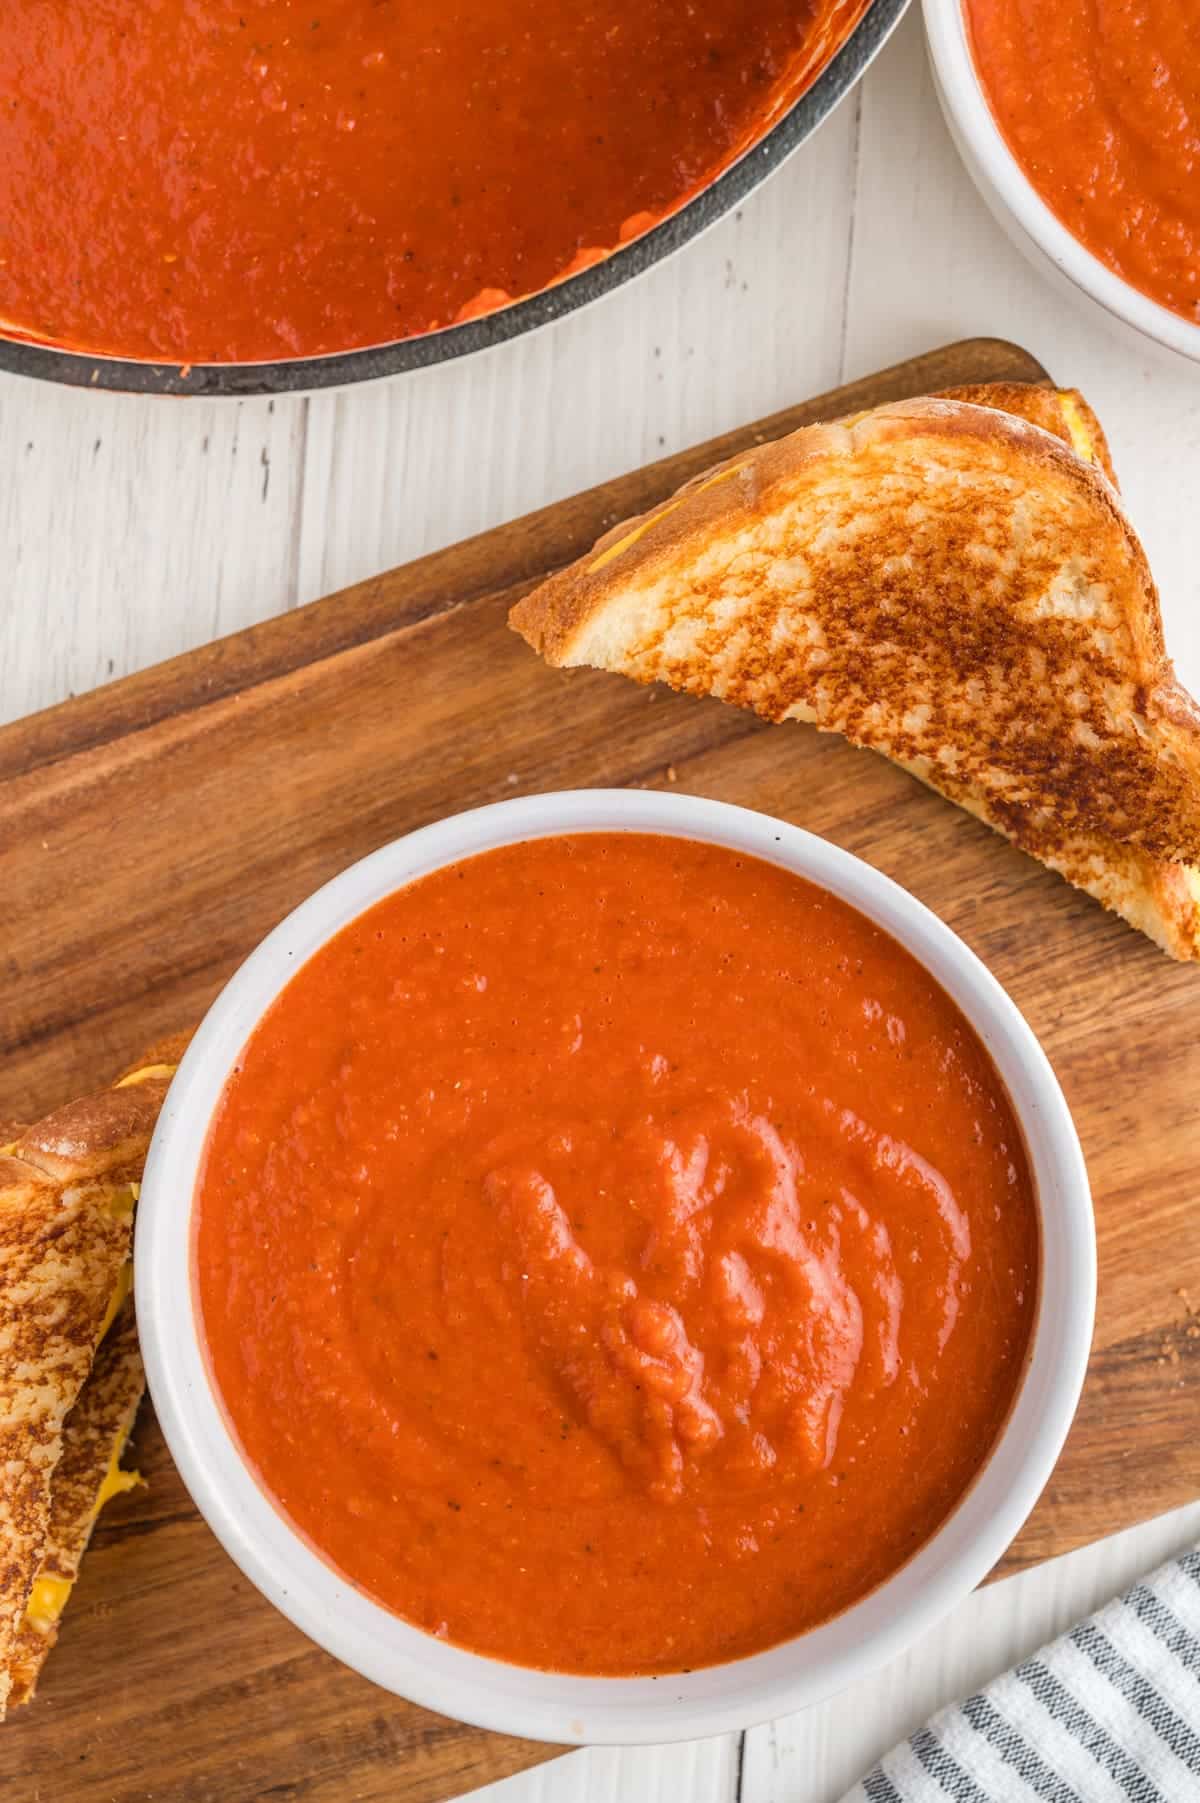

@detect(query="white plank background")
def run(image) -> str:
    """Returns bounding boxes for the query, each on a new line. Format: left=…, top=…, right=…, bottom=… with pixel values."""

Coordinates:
left=3, top=11, right=1199, bottom=1800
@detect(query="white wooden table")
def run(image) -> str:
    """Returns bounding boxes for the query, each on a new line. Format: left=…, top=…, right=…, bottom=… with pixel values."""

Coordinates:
left=4, top=12, right=1198, bottom=1800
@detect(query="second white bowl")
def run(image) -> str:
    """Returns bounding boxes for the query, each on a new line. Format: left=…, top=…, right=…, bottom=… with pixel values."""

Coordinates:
left=136, top=789, right=1095, bottom=1744
left=923, top=0, right=1200, bottom=365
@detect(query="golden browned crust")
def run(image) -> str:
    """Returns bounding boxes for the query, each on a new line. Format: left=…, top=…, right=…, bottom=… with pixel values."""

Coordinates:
left=0, top=1046, right=180, bottom=1714
left=7, top=1298, right=144, bottom=1708
left=0, top=1166, right=131, bottom=1711
left=31, top=1300, right=143, bottom=1589
left=110, top=1028, right=194, bottom=1086
left=13, top=1074, right=174, bottom=1187
left=898, top=758, right=1200, bottom=960
left=935, top=384, right=1117, bottom=488
left=1039, top=832, right=1200, bottom=959
left=510, top=391, right=1200, bottom=951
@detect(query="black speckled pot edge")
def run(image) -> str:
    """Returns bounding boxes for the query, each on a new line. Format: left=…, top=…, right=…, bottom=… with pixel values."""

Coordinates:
left=0, top=0, right=910, bottom=397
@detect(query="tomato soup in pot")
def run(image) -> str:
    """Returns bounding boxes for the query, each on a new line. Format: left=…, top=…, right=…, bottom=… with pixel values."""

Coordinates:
left=2, top=0, right=868, bottom=364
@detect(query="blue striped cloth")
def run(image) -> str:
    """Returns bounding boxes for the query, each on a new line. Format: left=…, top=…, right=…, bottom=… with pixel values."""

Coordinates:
left=842, top=1547, right=1200, bottom=1803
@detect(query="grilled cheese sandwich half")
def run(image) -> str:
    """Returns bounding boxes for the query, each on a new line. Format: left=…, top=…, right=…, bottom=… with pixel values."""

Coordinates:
left=0, top=1035, right=189, bottom=1713
left=511, top=383, right=1200, bottom=958
left=0, top=1159, right=132, bottom=1715
left=8, top=1298, right=144, bottom=1707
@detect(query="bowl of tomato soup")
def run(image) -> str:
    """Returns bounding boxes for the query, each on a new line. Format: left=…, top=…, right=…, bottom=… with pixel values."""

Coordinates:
left=0, top=0, right=907, bottom=395
left=925, top=0, right=1200, bottom=363
left=137, top=791, right=1094, bottom=1740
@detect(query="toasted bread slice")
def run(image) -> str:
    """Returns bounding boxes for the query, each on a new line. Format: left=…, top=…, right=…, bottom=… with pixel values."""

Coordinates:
left=14, top=1072, right=175, bottom=1189
left=936, top=389, right=1198, bottom=957
left=510, top=387, right=1200, bottom=958
left=936, top=383, right=1116, bottom=487
left=0, top=1158, right=131, bottom=1713
left=0, top=1045, right=185, bottom=1714
left=7, top=1297, right=144, bottom=1708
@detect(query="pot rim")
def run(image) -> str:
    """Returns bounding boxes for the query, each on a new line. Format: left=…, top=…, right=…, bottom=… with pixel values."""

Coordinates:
left=0, top=0, right=909, bottom=397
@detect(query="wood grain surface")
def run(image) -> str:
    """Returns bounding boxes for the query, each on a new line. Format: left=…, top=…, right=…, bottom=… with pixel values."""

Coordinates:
left=3, top=338, right=1197, bottom=1803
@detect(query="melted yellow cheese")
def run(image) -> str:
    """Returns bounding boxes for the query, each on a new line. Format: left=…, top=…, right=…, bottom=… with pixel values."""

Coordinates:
left=588, top=463, right=747, bottom=573
left=105, top=1183, right=136, bottom=1222
left=1057, top=393, right=1096, bottom=465
left=98, top=1259, right=133, bottom=1341
left=94, top=1451, right=141, bottom=1512
left=113, top=1063, right=177, bottom=1089
left=25, top=1576, right=71, bottom=1634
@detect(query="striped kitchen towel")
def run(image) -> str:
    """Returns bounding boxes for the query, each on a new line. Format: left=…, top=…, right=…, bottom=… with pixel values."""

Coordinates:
left=842, top=1546, right=1200, bottom=1803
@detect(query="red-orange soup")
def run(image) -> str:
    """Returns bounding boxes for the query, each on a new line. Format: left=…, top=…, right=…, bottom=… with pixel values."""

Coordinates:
left=2, top=0, right=866, bottom=364
left=966, top=0, right=1200, bottom=324
left=196, top=834, right=1038, bottom=1675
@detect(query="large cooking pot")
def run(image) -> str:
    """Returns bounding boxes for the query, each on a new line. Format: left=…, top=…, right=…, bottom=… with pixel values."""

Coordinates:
left=1, top=0, right=907, bottom=397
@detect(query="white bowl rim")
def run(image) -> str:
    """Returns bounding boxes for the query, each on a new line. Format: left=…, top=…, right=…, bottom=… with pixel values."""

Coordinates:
left=136, top=789, right=1095, bottom=1745
left=922, top=0, right=1200, bottom=363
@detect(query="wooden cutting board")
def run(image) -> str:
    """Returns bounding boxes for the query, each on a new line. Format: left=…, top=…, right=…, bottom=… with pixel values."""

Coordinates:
left=3, top=339, right=1198, bottom=1803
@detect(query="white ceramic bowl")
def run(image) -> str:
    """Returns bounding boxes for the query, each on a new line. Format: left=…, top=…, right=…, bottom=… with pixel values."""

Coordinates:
left=136, top=790, right=1095, bottom=1745
left=923, top=0, right=1200, bottom=365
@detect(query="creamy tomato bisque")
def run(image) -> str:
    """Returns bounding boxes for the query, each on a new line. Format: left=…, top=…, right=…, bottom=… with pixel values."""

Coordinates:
left=196, top=834, right=1038, bottom=1675
left=966, top=0, right=1200, bottom=324
left=3, top=0, right=867, bottom=363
